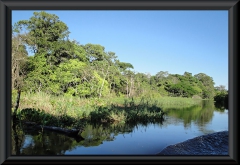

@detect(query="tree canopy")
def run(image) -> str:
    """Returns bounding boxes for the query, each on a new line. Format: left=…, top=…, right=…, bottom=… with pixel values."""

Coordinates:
left=12, top=11, right=223, bottom=100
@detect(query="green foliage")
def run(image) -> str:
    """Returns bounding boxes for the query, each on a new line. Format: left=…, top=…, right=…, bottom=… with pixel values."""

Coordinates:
left=84, top=43, right=106, bottom=62
left=194, top=73, right=215, bottom=99
left=93, top=71, right=110, bottom=97
left=13, top=11, right=219, bottom=105
left=89, top=97, right=165, bottom=124
left=116, top=61, right=134, bottom=71
left=165, top=80, right=201, bottom=98
left=15, top=91, right=204, bottom=130
left=18, top=107, right=78, bottom=128
left=214, top=92, right=228, bottom=110
left=73, top=43, right=88, bottom=62
left=15, top=11, right=70, bottom=53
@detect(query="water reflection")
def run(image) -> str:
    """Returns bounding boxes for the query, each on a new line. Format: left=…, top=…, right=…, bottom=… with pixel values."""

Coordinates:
left=12, top=100, right=228, bottom=155
left=164, top=100, right=215, bottom=128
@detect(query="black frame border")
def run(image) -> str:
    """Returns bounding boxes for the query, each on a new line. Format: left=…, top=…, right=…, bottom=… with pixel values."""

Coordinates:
left=0, top=0, right=239, bottom=164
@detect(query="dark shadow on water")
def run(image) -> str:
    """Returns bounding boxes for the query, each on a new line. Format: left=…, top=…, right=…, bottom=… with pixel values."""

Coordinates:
left=12, top=119, right=165, bottom=155
left=12, top=100, right=222, bottom=155
left=12, top=102, right=165, bottom=155
left=214, top=101, right=228, bottom=112
left=214, top=93, right=228, bottom=111
left=12, top=107, right=87, bottom=155
left=17, top=108, right=86, bottom=128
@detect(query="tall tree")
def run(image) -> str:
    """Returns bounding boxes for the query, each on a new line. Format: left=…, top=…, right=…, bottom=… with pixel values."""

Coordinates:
left=12, top=32, right=28, bottom=90
left=14, top=11, right=76, bottom=94
left=14, top=11, right=73, bottom=66
left=115, top=61, right=134, bottom=97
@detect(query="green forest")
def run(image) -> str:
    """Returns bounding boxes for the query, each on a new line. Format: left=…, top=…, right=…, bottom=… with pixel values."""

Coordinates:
left=12, top=11, right=228, bottom=127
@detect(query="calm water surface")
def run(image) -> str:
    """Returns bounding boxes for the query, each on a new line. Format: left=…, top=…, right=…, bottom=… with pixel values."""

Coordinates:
left=12, top=100, right=228, bottom=155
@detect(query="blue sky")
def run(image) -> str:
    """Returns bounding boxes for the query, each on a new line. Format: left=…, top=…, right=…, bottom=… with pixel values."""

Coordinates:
left=12, top=10, right=228, bottom=89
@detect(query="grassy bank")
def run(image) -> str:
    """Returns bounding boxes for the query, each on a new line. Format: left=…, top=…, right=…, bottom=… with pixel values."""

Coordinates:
left=12, top=91, right=202, bottom=128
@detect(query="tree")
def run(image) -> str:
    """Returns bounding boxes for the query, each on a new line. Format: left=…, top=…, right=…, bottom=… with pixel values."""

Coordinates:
left=12, top=11, right=220, bottom=101
left=133, top=73, right=152, bottom=97
left=84, top=43, right=106, bottom=62
left=72, top=42, right=88, bottom=62
left=14, top=11, right=73, bottom=66
left=14, top=11, right=78, bottom=94
left=194, top=73, right=215, bottom=99
left=115, top=61, right=134, bottom=97
left=12, top=32, right=28, bottom=90
left=103, top=52, right=121, bottom=96
left=116, top=61, right=134, bottom=72
left=215, top=85, right=227, bottom=94
left=214, top=85, right=228, bottom=110
left=156, top=71, right=169, bottom=80
left=183, top=71, right=192, bottom=78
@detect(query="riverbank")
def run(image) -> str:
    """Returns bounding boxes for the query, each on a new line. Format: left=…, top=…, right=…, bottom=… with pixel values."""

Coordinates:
left=12, top=91, right=202, bottom=128
left=12, top=91, right=202, bottom=115
left=157, top=131, right=228, bottom=155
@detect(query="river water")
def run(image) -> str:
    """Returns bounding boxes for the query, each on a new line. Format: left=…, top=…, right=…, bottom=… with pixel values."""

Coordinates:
left=12, top=100, right=228, bottom=155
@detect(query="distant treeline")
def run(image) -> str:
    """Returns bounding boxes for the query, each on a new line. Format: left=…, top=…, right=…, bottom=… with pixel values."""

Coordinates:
left=12, top=11, right=228, bottom=100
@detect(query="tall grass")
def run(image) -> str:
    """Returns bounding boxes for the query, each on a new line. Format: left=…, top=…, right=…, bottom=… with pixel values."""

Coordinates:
left=16, top=92, right=100, bottom=118
left=12, top=91, right=202, bottom=128
left=155, top=97, right=202, bottom=111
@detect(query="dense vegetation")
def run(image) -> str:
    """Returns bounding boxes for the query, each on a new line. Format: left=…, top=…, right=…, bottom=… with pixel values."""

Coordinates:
left=214, top=85, right=228, bottom=110
left=12, top=11, right=223, bottom=99
left=12, top=11, right=228, bottom=127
